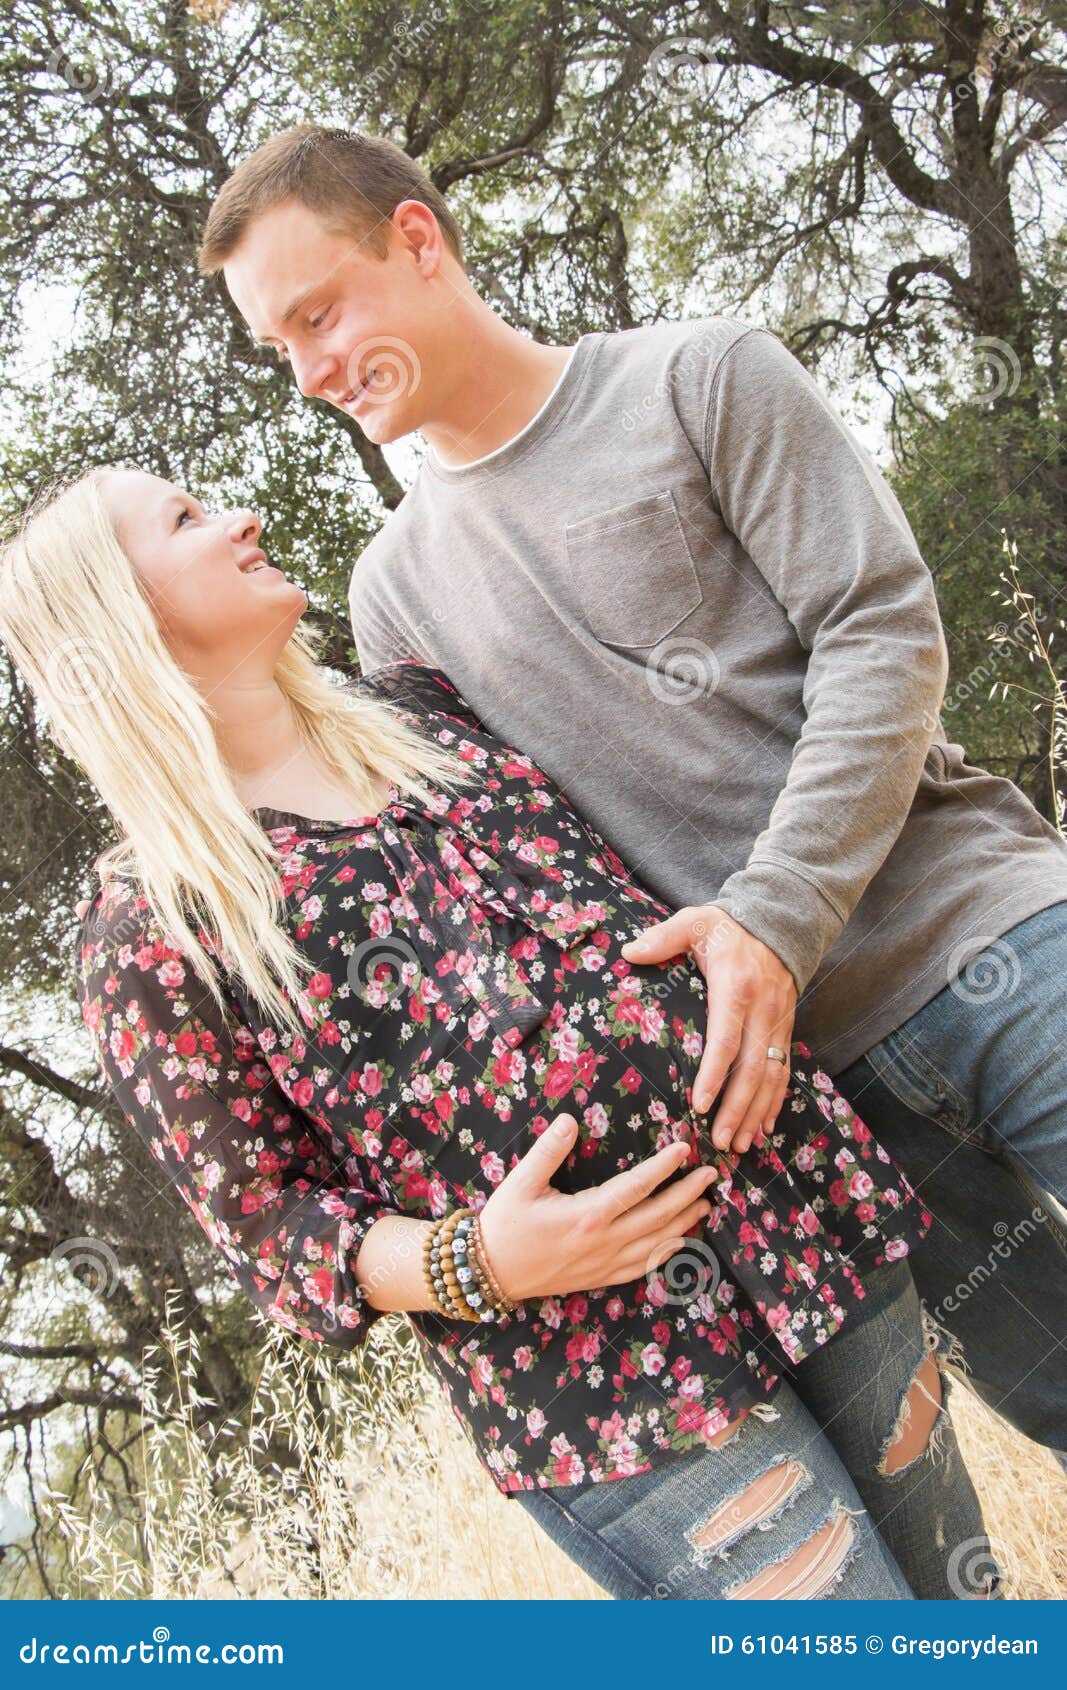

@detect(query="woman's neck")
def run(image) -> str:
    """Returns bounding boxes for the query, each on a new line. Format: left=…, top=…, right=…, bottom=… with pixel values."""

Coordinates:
left=209, top=675, right=307, bottom=810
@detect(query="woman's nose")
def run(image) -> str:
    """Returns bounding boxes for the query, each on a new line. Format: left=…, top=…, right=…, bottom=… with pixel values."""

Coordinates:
left=228, top=508, right=262, bottom=544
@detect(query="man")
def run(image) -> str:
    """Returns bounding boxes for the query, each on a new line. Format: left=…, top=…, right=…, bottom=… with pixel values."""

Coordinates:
left=199, top=122, right=1067, bottom=1451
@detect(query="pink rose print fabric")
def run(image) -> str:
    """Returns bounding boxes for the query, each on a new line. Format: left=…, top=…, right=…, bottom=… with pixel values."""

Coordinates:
left=77, top=660, right=931, bottom=1495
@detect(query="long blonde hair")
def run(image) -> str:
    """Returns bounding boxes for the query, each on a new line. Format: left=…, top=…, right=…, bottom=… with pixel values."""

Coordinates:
left=0, top=466, right=477, bottom=1043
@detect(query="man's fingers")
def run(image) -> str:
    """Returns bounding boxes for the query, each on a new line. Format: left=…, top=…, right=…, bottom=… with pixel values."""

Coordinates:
left=725, top=1010, right=796, bottom=1151
left=740, top=1064, right=792, bottom=1154
left=693, top=1015, right=744, bottom=1117
left=708, top=992, right=795, bottom=1149
left=731, top=1068, right=783, bottom=1154
left=620, top=910, right=691, bottom=965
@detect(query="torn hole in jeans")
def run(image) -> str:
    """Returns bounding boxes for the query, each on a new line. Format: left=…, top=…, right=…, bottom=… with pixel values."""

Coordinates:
left=684, top=1457, right=812, bottom=1567
left=725, top=1506, right=859, bottom=1600
left=878, top=1348, right=947, bottom=1478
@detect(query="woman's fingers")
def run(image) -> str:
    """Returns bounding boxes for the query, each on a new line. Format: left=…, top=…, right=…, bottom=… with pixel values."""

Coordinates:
left=592, top=1138, right=692, bottom=1223
left=611, top=1201, right=715, bottom=1282
left=612, top=1161, right=716, bottom=1244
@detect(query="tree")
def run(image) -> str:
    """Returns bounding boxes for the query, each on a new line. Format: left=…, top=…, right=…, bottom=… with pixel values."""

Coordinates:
left=1, top=0, right=1063, bottom=1592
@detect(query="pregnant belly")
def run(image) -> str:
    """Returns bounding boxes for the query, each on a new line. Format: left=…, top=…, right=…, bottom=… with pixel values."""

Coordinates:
left=390, top=922, right=710, bottom=1206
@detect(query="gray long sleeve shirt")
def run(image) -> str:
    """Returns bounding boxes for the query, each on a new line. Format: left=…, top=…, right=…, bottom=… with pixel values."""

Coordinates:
left=348, top=316, right=1067, bottom=1076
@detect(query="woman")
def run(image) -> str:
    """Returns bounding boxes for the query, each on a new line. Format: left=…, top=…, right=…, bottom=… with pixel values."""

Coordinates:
left=0, top=465, right=998, bottom=1601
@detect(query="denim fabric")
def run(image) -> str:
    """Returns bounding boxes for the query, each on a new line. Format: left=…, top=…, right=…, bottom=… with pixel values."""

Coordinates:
left=514, top=1368, right=914, bottom=1599
left=788, top=1259, right=1000, bottom=1600
left=515, top=1260, right=997, bottom=1600
left=832, top=901, right=1067, bottom=1454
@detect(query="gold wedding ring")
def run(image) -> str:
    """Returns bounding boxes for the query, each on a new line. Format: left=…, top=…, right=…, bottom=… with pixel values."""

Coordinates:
left=767, top=1046, right=789, bottom=1065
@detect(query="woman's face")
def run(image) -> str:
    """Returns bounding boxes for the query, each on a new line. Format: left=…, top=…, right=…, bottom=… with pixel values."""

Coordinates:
left=101, top=468, right=308, bottom=675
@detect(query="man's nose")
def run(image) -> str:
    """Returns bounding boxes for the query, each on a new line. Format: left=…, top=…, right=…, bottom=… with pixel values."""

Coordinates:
left=291, top=347, right=337, bottom=400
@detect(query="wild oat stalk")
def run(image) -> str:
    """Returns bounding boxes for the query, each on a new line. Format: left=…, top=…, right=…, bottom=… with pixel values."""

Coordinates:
left=989, top=534, right=1066, bottom=833
left=37, top=1294, right=440, bottom=1598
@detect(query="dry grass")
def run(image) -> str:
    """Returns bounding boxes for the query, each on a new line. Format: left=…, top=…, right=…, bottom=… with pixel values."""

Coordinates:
left=40, top=1310, right=1065, bottom=1602
left=952, top=1383, right=1067, bottom=1600
left=37, top=1311, right=1061, bottom=1602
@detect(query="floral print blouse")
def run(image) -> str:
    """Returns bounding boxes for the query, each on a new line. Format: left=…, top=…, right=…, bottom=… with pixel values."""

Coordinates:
left=77, top=659, right=931, bottom=1496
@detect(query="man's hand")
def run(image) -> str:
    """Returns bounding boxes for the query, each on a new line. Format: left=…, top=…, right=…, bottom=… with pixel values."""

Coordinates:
left=621, top=907, right=798, bottom=1154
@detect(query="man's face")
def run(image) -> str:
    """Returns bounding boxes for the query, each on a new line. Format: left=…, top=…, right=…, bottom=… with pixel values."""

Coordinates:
left=222, top=197, right=450, bottom=444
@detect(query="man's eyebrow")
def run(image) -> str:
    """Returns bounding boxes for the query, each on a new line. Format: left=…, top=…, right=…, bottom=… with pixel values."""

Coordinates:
left=251, top=284, right=320, bottom=347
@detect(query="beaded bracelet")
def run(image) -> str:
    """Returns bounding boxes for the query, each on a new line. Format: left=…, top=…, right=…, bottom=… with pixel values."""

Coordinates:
left=439, top=1209, right=475, bottom=1317
left=471, top=1213, right=514, bottom=1312
left=422, top=1208, right=518, bottom=1322
left=421, top=1220, right=455, bottom=1319
left=429, top=1209, right=470, bottom=1318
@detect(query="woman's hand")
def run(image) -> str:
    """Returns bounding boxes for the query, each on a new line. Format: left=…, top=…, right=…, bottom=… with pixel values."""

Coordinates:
left=477, top=1113, right=717, bottom=1304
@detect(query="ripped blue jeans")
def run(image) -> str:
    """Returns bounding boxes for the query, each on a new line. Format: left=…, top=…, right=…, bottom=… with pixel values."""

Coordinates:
left=515, top=1260, right=997, bottom=1599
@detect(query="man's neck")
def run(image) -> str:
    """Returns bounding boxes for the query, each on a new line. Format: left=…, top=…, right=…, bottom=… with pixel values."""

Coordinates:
left=421, top=315, right=575, bottom=469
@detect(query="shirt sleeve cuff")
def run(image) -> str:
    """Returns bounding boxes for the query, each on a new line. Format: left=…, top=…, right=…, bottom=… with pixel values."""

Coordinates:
left=711, top=856, right=846, bottom=997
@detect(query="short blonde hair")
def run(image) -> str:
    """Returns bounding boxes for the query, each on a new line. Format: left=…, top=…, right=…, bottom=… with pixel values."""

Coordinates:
left=198, top=123, right=465, bottom=275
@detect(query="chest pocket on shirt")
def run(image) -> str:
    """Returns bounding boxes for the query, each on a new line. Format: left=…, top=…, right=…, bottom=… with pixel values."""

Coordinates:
left=565, top=489, right=703, bottom=649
